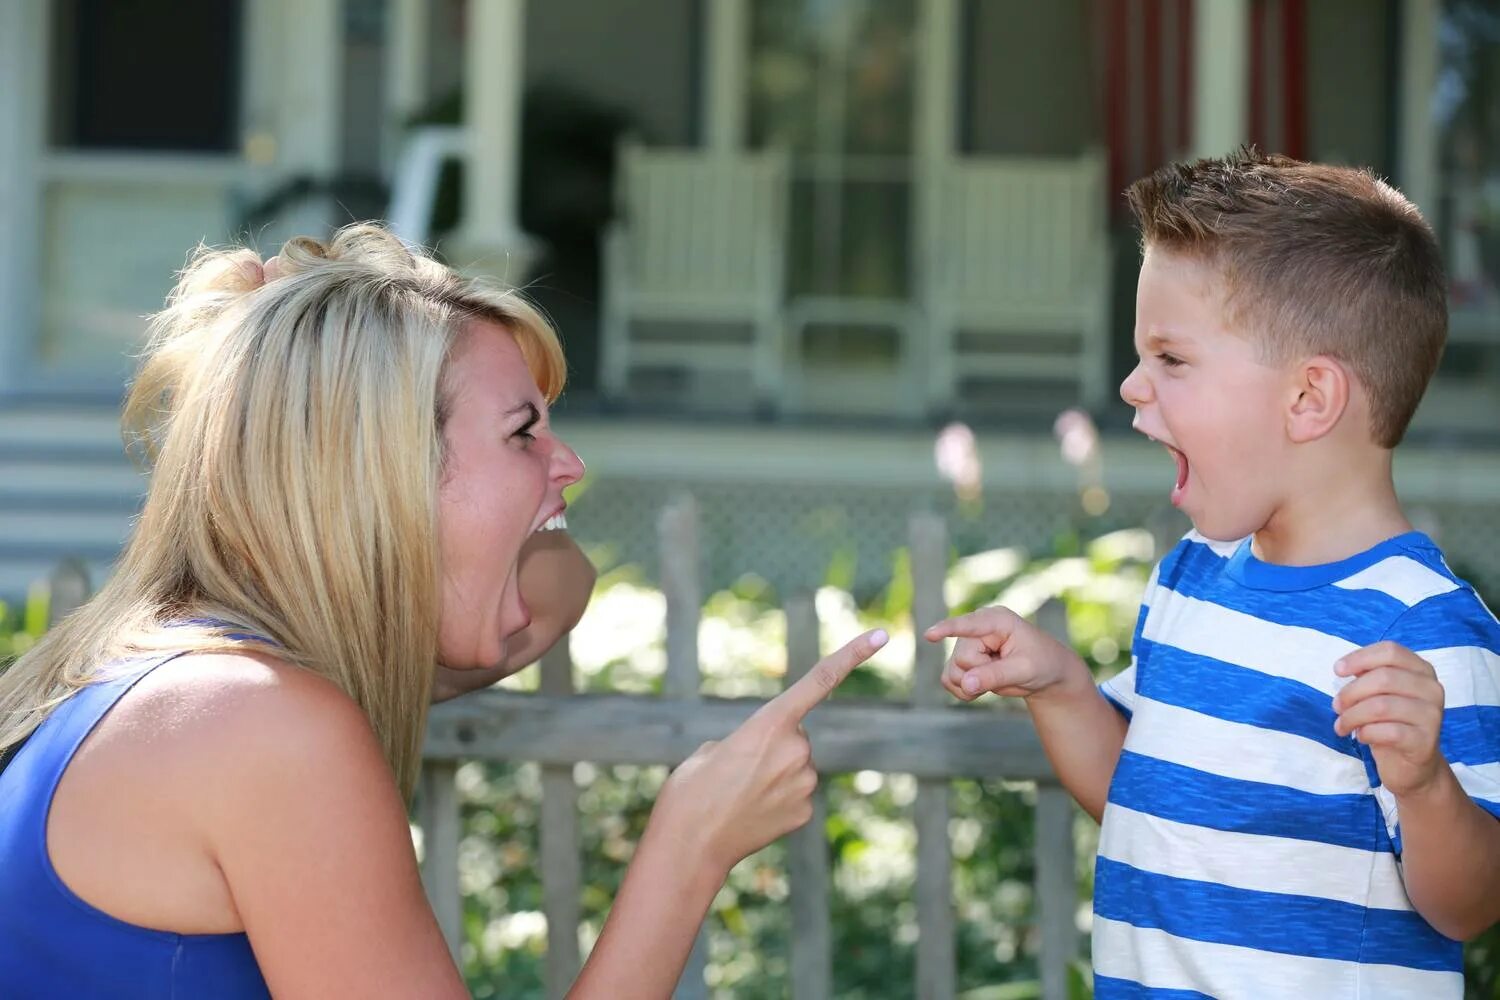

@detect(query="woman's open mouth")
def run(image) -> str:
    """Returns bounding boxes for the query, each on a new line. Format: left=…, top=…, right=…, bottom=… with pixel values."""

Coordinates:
left=533, top=507, right=568, bottom=534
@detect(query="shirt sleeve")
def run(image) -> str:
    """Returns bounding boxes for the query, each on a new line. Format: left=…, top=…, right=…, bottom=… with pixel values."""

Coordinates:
left=1099, top=660, right=1138, bottom=720
left=1099, top=560, right=1162, bottom=722
left=1375, top=589, right=1500, bottom=849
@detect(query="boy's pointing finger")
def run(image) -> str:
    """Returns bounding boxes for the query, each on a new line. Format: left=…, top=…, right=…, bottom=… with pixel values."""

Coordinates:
left=923, top=607, right=1022, bottom=643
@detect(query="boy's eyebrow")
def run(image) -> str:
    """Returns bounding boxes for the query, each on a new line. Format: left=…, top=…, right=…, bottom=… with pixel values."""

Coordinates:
left=1142, top=329, right=1185, bottom=350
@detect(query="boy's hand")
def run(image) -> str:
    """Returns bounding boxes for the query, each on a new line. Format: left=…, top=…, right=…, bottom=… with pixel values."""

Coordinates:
left=1334, top=641, right=1447, bottom=798
left=924, top=605, right=1088, bottom=702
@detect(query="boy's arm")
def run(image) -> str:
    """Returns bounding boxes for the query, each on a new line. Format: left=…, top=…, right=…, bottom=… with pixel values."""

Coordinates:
left=1389, top=763, right=1500, bottom=940
left=432, top=529, right=597, bottom=702
left=1025, top=672, right=1130, bottom=822
left=927, top=606, right=1128, bottom=822
left=1334, top=641, right=1500, bottom=940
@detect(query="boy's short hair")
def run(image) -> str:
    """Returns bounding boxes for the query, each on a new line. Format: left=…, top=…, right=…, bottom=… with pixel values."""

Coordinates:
left=1124, top=147, right=1447, bottom=447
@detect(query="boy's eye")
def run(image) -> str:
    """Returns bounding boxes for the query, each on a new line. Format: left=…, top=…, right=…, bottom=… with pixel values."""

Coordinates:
left=1157, top=353, right=1185, bottom=368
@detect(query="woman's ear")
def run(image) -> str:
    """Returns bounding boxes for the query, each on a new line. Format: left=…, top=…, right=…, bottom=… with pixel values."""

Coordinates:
left=1287, top=354, right=1350, bottom=444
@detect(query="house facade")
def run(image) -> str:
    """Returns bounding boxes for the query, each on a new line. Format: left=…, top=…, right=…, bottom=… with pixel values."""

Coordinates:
left=3, top=0, right=1500, bottom=601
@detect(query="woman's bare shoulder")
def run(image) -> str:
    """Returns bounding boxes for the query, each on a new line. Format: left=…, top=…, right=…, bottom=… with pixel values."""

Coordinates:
left=130, top=647, right=351, bottom=712
left=125, top=649, right=368, bottom=743
left=79, top=654, right=462, bottom=993
left=108, top=649, right=393, bottom=815
left=50, top=649, right=402, bottom=936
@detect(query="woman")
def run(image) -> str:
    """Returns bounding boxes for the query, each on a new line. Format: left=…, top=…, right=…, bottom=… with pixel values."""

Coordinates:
left=0, top=224, right=886, bottom=997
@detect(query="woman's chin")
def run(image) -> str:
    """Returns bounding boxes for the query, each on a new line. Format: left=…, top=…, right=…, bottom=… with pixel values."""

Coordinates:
left=437, top=638, right=509, bottom=673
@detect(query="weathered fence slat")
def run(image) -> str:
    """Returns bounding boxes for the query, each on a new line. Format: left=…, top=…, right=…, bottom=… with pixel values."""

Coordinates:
left=539, top=639, right=583, bottom=999
left=1034, top=599, right=1079, bottom=1000
left=910, top=512, right=956, bottom=1000
left=418, top=760, right=463, bottom=966
left=660, top=496, right=709, bottom=1000
left=45, top=557, right=91, bottom=627
left=1035, top=786, right=1078, bottom=1000
left=425, top=692, right=1048, bottom=778
left=784, top=593, right=833, bottom=1000
left=661, top=495, right=702, bottom=696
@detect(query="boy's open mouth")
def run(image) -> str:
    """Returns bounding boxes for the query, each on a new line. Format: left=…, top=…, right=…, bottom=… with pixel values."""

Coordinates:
left=1166, top=444, right=1189, bottom=506
left=1146, top=435, right=1190, bottom=506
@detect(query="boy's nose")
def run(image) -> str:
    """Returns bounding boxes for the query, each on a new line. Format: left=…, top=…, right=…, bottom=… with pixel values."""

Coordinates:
left=1119, top=364, right=1151, bottom=407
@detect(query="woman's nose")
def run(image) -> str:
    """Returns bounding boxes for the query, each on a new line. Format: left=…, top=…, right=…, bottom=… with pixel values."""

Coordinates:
left=550, top=436, right=585, bottom=486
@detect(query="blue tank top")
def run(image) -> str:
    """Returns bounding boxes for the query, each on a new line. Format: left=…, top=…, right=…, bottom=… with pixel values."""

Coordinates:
left=0, top=653, right=271, bottom=998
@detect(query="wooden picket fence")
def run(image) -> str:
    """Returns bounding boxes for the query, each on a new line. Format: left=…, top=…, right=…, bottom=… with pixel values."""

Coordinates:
left=418, top=498, right=1080, bottom=1000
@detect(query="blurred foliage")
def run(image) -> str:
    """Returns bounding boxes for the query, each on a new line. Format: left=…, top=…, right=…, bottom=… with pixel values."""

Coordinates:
left=0, top=583, right=52, bottom=665
left=1470, top=926, right=1500, bottom=1000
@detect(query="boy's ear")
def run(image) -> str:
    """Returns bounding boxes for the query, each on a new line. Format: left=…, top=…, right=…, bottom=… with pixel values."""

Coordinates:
left=1286, top=355, right=1350, bottom=443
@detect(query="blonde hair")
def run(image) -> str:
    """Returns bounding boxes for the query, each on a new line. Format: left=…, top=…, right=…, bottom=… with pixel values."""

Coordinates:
left=0, top=223, right=565, bottom=798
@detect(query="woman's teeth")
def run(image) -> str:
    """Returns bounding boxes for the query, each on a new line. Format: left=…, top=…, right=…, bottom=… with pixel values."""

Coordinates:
left=535, top=513, right=568, bottom=534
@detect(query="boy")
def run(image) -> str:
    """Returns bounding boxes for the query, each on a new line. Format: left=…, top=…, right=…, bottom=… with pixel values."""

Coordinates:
left=926, top=149, right=1500, bottom=998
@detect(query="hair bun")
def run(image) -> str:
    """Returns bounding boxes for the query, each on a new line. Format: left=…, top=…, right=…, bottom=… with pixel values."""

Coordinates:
left=174, top=249, right=267, bottom=300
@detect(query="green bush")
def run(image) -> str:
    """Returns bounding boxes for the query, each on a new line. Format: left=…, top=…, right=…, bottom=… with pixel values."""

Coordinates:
left=0, top=583, right=51, bottom=665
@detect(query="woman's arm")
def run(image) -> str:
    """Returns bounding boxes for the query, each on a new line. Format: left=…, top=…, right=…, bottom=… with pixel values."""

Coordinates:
left=194, top=656, right=469, bottom=998
left=433, top=529, right=597, bottom=702
left=188, top=625, right=880, bottom=999
left=567, top=629, right=888, bottom=999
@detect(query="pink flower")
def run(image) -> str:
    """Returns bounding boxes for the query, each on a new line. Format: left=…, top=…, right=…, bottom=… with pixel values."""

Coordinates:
left=934, top=422, right=982, bottom=502
left=1053, top=408, right=1099, bottom=468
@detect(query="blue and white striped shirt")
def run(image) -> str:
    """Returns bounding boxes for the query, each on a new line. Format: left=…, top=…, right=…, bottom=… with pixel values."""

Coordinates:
left=1095, top=530, right=1500, bottom=999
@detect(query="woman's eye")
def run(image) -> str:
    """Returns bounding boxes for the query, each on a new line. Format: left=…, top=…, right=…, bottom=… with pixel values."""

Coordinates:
left=512, top=404, right=541, bottom=443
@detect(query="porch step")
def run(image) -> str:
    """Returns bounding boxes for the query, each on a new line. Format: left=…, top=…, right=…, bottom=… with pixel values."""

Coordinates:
left=0, top=511, right=136, bottom=552
left=0, top=462, right=146, bottom=505
left=0, top=402, right=134, bottom=604
left=0, top=407, right=124, bottom=450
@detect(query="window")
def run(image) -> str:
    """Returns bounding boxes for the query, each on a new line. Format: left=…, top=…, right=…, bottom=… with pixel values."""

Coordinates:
left=748, top=0, right=916, bottom=304
left=50, top=0, right=243, bottom=153
left=1435, top=0, right=1500, bottom=354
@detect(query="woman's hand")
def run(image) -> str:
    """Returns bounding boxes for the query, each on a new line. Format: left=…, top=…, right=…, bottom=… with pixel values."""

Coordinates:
left=654, top=628, right=888, bottom=874
left=569, top=628, right=887, bottom=999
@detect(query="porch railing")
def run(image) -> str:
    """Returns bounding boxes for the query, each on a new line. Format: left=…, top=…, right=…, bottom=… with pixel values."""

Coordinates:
left=419, top=498, right=1082, bottom=1000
